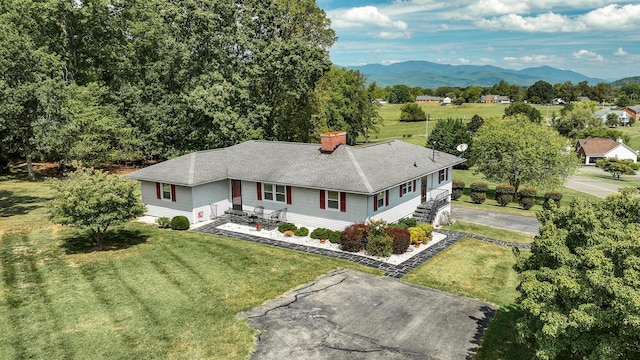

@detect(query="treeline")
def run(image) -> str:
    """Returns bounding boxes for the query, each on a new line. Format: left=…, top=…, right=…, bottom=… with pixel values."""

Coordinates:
left=0, top=0, right=380, bottom=178
left=374, top=80, right=640, bottom=106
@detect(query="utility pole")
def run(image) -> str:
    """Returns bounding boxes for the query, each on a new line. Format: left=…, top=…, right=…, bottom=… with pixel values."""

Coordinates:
left=425, top=113, right=430, bottom=138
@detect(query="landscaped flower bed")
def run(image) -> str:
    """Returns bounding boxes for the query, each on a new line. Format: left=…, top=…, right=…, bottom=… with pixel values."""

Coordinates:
left=216, top=220, right=446, bottom=265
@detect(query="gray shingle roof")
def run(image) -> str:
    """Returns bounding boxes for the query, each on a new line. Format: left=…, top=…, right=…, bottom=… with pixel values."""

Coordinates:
left=127, top=140, right=465, bottom=195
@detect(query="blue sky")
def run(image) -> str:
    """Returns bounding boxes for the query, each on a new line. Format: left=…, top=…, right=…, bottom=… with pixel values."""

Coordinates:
left=317, top=1, right=640, bottom=80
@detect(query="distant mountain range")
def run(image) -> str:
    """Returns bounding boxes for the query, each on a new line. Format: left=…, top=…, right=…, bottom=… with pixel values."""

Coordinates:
left=343, top=60, right=607, bottom=88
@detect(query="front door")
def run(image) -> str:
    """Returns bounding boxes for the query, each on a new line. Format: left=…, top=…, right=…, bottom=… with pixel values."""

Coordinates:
left=231, top=180, right=242, bottom=210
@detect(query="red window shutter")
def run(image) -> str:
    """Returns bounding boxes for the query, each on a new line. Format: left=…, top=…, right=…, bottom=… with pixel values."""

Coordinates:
left=340, top=192, right=346, bottom=212
left=286, top=186, right=292, bottom=205
left=171, top=185, right=176, bottom=202
left=320, top=190, right=326, bottom=209
left=399, top=185, right=403, bottom=198
left=413, top=179, right=417, bottom=192
left=373, top=195, right=378, bottom=211
left=385, top=190, right=389, bottom=206
left=156, top=183, right=161, bottom=199
left=257, top=182, right=262, bottom=201
left=446, top=168, right=449, bottom=181
left=438, top=170, right=442, bottom=184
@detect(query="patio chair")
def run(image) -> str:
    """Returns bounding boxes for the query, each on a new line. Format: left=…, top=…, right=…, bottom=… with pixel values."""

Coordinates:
left=250, top=206, right=264, bottom=223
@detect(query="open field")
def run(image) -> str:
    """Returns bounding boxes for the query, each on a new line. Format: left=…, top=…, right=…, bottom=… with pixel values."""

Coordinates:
left=366, top=103, right=558, bottom=145
left=576, top=166, right=640, bottom=189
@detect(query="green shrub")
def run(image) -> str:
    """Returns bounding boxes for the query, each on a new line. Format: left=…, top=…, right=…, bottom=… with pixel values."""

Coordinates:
left=518, top=186, right=537, bottom=210
left=452, top=180, right=465, bottom=200
left=396, top=217, right=417, bottom=229
left=470, top=192, right=486, bottom=204
left=365, top=233, right=393, bottom=257
left=470, top=181, right=488, bottom=192
left=470, top=181, right=488, bottom=204
left=542, top=191, right=563, bottom=210
left=310, top=228, right=328, bottom=239
left=170, top=216, right=190, bottom=230
left=277, top=222, right=297, bottom=233
left=340, top=224, right=370, bottom=252
left=494, top=183, right=515, bottom=207
left=327, top=230, right=341, bottom=244
left=156, top=216, right=171, bottom=229
left=294, top=226, right=309, bottom=237
left=386, top=227, right=411, bottom=254
left=630, top=162, right=640, bottom=171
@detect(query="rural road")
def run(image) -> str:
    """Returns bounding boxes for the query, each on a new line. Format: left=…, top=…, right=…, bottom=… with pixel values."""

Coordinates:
left=564, top=166, right=639, bottom=198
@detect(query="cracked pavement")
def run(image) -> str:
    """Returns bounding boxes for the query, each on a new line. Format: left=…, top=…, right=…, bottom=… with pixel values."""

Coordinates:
left=238, top=269, right=495, bottom=359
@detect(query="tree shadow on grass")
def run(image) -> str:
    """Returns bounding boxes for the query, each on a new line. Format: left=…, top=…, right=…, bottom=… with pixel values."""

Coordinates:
left=474, top=304, right=535, bottom=360
left=0, top=190, right=46, bottom=217
left=61, top=228, right=149, bottom=254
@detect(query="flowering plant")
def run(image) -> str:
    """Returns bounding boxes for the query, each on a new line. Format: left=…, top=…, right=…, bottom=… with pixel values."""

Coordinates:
left=256, top=223, right=262, bottom=231
left=367, top=218, right=388, bottom=235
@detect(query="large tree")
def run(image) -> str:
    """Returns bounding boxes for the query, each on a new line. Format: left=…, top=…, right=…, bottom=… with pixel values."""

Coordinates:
left=313, top=66, right=381, bottom=143
left=48, top=168, right=145, bottom=250
left=399, top=103, right=426, bottom=122
left=553, top=105, right=602, bottom=138
left=427, top=118, right=473, bottom=168
left=526, top=80, right=554, bottom=104
left=514, top=189, right=640, bottom=359
left=472, top=115, right=579, bottom=193
left=504, top=102, right=542, bottom=123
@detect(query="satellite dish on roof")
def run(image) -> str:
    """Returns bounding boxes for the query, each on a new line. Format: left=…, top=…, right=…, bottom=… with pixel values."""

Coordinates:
left=456, top=143, right=468, bottom=152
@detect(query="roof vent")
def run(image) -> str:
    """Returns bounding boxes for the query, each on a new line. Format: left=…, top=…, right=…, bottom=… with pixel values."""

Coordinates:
left=320, top=131, right=347, bottom=153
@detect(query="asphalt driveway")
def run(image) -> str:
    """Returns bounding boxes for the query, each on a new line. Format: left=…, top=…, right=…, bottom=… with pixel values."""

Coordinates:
left=238, top=269, right=495, bottom=360
left=452, top=205, right=540, bottom=235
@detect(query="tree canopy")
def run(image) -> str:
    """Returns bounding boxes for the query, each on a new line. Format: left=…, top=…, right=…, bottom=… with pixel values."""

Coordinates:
left=1, top=0, right=349, bottom=169
left=504, top=102, right=543, bottom=123
left=399, top=103, right=426, bottom=122
left=48, top=168, right=145, bottom=250
left=514, top=189, right=640, bottom=359
left=472, top=115, right=579, bottom=193
left=427, top=118, right=473, bottom=168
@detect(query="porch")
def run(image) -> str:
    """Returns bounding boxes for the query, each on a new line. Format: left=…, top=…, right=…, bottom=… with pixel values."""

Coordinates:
left=224, top=206, right=288, bottom=230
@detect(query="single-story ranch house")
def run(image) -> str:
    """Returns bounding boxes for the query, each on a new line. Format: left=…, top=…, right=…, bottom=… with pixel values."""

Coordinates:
left=127, top=132, right=465, bottom=230
left=575, top=138, right=638, bottom=165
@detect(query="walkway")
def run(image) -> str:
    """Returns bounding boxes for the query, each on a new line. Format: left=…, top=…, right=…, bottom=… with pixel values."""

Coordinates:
left=194, top=217, right=529, bottom=278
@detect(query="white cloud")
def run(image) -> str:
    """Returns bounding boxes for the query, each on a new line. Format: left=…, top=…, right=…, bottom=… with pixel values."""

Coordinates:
left=572, top=49, right=605, bottom=62
left=328, top=6, right=409, bottom=31
left=475, top=4, right=640, bottom=32
left=457, top=58, right=471, bottom=64
left=376, top=31, right=413, bottom=39
left=484, top=46, right=496, bottom=53
left=579, top=4, right=640, bottom=31
left=614, top=47, right=628, bottom=56
left=467, top=0, right=530, bottom=16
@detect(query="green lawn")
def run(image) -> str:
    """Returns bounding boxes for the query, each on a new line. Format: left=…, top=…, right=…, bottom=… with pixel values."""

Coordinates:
left=403, top=237, right=535, bottom=359
left=2, top=167, right=535, bottom=359
left=617, top=124, right=640, bottom=150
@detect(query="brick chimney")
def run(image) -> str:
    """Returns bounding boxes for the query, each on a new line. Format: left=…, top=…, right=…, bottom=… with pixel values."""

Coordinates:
left=320, top=131, right=347, bottom=153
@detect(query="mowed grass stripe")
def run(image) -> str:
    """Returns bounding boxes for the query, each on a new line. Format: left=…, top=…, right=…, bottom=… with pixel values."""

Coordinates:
left=1, top=230, right=75, bottom=360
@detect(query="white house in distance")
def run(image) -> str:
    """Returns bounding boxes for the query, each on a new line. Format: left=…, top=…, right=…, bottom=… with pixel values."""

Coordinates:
left=594, top=109, right=631, bottom=126
left=127, top=132, right=464, bottom=230
left=575, top=138, right=638, bottom=165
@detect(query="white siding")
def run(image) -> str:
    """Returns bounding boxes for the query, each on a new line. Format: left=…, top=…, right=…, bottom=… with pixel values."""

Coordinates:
left=605, top=145, right=638, bottom=163
left=141, top=181, right=193, bottom=212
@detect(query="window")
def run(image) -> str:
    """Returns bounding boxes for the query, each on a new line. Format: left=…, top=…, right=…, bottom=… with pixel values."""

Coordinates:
left=327, top=191, right=339, bottom=210
left=264, top=183, right=286, bottom=203
left=377, top=191, right=385, bottom=209
left=162, top=183, right=172, bottom=200
left=438, top=169, right=446, bottom=183
left=400, top=181, right=413, bottom=196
